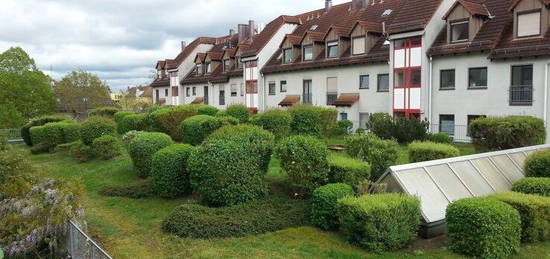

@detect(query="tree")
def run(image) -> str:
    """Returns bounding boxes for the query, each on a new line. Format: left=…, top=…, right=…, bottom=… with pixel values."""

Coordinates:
left=0, top=47, right=56, bottom=128
left=54, top=70, right=113, bottom=115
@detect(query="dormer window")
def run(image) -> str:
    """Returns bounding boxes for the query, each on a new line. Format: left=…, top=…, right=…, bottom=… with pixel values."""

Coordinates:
left=236, top=57, right=243, bottom=69
left=327, top=41, right=339, bottom=58
left=517, top=10, right=541, bottom=38
left=283, top=48, right=293, bottom=64
left=223, top=59, right=230, bottom=72
left=206, top=63, right=212, bottom=73
left=303, top=45, right=313, bottom=61
left=450, top=19, right=469, bottom=43
left=196, top=64, right=203, bottom=74
left=310, top=25, right=318, bottom=31
left=352, top=36, right=366, bottom=55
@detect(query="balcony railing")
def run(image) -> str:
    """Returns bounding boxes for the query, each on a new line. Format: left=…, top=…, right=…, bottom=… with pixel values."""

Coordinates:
left=327, top=93, right=337, bottom=106
left=510, top=85, right=533, bottom=105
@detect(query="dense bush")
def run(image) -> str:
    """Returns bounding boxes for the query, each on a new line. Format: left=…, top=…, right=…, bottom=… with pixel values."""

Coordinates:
left=0, top=134, right=8, bottom=151
left=180, top=115, right=222, bottom=145
left=188, top=139, right=269, bottom=206
left=151, top=144, right=195, bottom=198
left=490, top=192, right=550, bottom=243
left=92, top=135, right=122, bottom=160
left=128, top=132, right=174, bottom=177
left=0, top=150, right=32, bottom=187
left=89, top=106, right=119, bottom=118
left=149, top=105, right=199, bottom=141
left=367, top=113, right=428, bottom=143
left=288, top=105, right=322, bottom=136
left=469, top=116, right=546, bottom=151
left=428, top=133, right=452, bottom=144
left=512, top=177, right=550, bottom=197
left=99, top=179, right=155, bottom=199
left=446, top=197, right=521, bottom=259
left=162, top=197, right=311, bottom=238
left=197, top=105, right=219, bottom=116
left=21, top=116, right=66, bottom=146
left=250, top=109, right=292, bottom=140
left=122, top=130, right=145, bottom=148
left=225, top=104, right=250, bottom=123
left=29, top=121, right=80, bottom=150
left=30, top=144, right=50, bottom=155
left=366, top=113, right=393, bottom=139
left=345, top=134, right=399, bottom=181
left=217, top=116, right=239, bottom=126
left=337, top=194, right=421, bottom=252
left=524, top=150, right=550, bottom=177
left=53, top=141, right=81, bottom=154
left=327, top=154, right=371, bottom=187
left=79, top=116, right=117, bottom=145
left=318, top=107, right=338, bottom=136
left=408, top=141, right=460, bottom=163
left=312, top=183, right=355, bottom=230
left=332, top=119, right=353, bottom=136
left=118, top=113, right=147, bottom=134
left=275, top=135, right=329, bottom=196
left=114, top=111, right=134, bottom=124
left=68, top=141, right=95, bottom=162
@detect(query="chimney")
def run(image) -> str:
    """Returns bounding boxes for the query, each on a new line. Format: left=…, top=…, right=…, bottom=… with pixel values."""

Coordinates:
left=238, top=24, right=249, bottom=43
left=181, top=41, right=187, bottom=51
left=325, top=0, right=332, bottom=12
left=229, top=29, right=236, bottom=36
left=249, top=20, right=256, bottom=37
left=351, top=0, right=368, bottom=11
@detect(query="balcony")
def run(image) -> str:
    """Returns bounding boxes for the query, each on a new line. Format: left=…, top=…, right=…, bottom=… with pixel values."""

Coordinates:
left=509, top=85, right=533, bottom=105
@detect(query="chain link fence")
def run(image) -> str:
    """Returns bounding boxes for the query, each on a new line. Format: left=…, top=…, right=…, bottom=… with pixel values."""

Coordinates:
left=66, top=221, right=112, bottom=259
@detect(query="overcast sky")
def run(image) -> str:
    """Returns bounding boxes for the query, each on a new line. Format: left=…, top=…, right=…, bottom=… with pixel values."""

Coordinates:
left=0, top=0, right=348, bottom=92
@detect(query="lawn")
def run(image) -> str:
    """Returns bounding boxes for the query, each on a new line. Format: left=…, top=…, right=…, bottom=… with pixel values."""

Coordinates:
left=15, top=144, right=550, bottom=259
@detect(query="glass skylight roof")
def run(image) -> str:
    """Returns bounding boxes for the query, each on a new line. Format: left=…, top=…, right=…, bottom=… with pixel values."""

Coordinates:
left=378, top=144, right=550, bottom=224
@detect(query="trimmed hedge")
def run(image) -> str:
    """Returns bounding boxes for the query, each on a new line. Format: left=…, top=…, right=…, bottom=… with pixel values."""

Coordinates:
left=408, top=141, right=460, bottom=163
left=151, top=144, right=195, bottom=198
left=367, top=113, right=429, bottom=143
left=122, top=130, right=145, bottom=148
left=217, top=116, right=239, bottom=126
left=29, top=121, right=80, bottom=150
left=275, top=135, right=329, bottom=196
left=288, top=105, right=322, bottom=136
left=490, top=192, right=550, bottom=243
left=21, top=116, right=66, bottom=146
left=188, top=139, right=269, bottom=207
left=225, top=104, right=250, bottom=123
left=149, top=105, right=199, bottom=141
left=311, top=183, right=355, bottom=230
left=197, top=105, right=219, bottom=116
left=114, top=111, right=134, bottom=124
left=180, top=115, right=222, bottom=146
left=513, top=177, right=550, bottom=197
left=128, top=132, right=174, bottom=177
left=92, top=135, right=122, bottom=160
left=327, top=154, right=371, bottom=187
left=99, top=179, right=155, bottom=199
left=161, top=197, right=311, bottom=238
left=345, top=134, right=399, bottom=181
left=428, top=133, right=452, bottom=144
left=337, top=194, right=421, bottom=252
left=80, top=116, right=117, bottom=145
left=446, top=197, right=521, bottom=259
left=250, top=109, right=292, bottom=140
left=118, top=113, right=147, bottom=134
left=89, top=107, right=119, bottom=118
left=524, top=150, right=550, bottom=177
left=469, top=116, right=546, bottom=151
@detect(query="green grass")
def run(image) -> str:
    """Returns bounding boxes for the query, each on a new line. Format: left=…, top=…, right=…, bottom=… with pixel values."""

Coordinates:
left=16, top=144, right=550, bottom=259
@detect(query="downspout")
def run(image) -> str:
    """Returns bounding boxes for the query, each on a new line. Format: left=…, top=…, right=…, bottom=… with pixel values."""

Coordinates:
left=544, top=62, right=549, bottom=127
left=428, top=56, right=433, bottom=132
left=262, top=72, right=267, bottom=112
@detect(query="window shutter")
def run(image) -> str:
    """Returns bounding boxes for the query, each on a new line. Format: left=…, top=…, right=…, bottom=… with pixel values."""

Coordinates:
left=353, top=37, right=366, bottom=55
left=327, top=77, right=338, bottom=93
left=518, top=11, right=540, bottom=37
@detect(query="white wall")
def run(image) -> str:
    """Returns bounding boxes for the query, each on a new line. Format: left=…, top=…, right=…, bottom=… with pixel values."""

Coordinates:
left=152, top=86, right=170, bottom=105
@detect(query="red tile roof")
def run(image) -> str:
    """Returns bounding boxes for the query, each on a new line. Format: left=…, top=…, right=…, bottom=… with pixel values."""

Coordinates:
left=191, top=97, right=204, bottom=104
left=167, top=37, right=217, bottom=70
left=279, top=95, right=301, bottom=106
left=387, top=0, right=443, bottom=34
left=150, top=77, right=169, bottom=88
left=333, top=93, right=360, bottom=106
left=509, top=0, right=550, bottom=11
left=241, top=15, right=302, bottom=58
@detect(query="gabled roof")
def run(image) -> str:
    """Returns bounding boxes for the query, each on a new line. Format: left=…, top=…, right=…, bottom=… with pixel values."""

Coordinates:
left=150, top=77, right=170, bottom=88
left=241, top=15, right=303, bottom=58
left=508, top=0, right=550, bottom=11
left=206, top=51, right=223, bottom=61
left=279, top=34, right=302, bottom=48
left=443, top=0, right=490, bottom=20
left=223, top=48, right=236, bottom=59
left=387, top=0, right=443, bottom=34
left=194, top=53, right=206, bottom=63
left=324, top=25, right=350, bottom=40
left=167, top=37, right=217, bottom=70
left=300, top=31, right=326, bottom=44
left=350, top=21, right=384, bottom=34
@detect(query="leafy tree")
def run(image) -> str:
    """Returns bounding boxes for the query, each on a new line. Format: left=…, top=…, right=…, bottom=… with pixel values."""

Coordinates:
left=0, top=47, right=56, bottom=128
left=55, top=70, right=112, bottom=115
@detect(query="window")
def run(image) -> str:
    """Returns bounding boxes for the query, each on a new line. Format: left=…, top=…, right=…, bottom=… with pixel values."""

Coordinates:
left=359, top=75, right=369, bottom=89
left=219, top=90, right=225, bottom=105
left=440, top=69, right=455, bottom=89
left=511, top=65, right=533, bottom=105
left=310, top=25, right=318, bottom=31
left=283, top=48, right=293, bottom=64
left=377, top=74, right=389, bottom=92
left=303, top=45, right=313, bottom=61
left=467, top=115, right=486, bottom=136
left=517, top=10, right=541, bottom=38
left=155, top=89, right=159, bottom=102
left=203, top=86, right=209, bottom=105
left=352, top=37, right=366, bottom=55
left=246, top=81, right=258, bottom=94
left=327, top=77, right=337, bottom=105
left=186, top=87, right=190, bottom=97
left=268, top=82, right=276, bottom=96
left=197, top=64, right=203, bottom=74
left=340, top=113, right=348, bottom=120
left=165, top=89, right=168, bottom=96
left=411, top=69, right=421, bottom=86
left=237, top=57, right=243, bottom=69
left=206, top=63, right=212, bottom=73
left=439, top=114, right=455, bottom=135
left=327, top=41, right=338, bottom=58
left=303, top=80, right=312, bottom=104
left=223, top=59, right=230, bottom=72
left=280, top=80, right=287, bottom=92
left=468, top=67, right=487, bottom=88
left=240, top=83, right=244, bottom=96
left=192, top=87, right=196, bottom=96
left=230, top=84, right=237, bottom=97
left=450, top=20, right=469, bottom=43
left=395, top=70, right=404, bottom=87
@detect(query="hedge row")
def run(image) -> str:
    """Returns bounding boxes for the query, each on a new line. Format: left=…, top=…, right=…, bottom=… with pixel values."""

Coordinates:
left=327, top=154, right=371, bottom=187
left=149, top=105, right=200, bottom=141
left=469, top=116, right=546, bottom=151
left=29, top=120, right=80, bottom=150
left=512, top=177, right=550, bottom=197
left=408, top=141, right=460, bottom=163
left=21, top=116, right=66, bottom=146
left=89, top=107, right=119, bottom=118
left=367, top=113, right=429, bottom=143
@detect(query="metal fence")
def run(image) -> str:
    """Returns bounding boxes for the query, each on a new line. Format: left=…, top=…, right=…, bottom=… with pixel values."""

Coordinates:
left=0, top=128, right=22, bottom=142
left=429, top=124, right=471, bottom=143
left=66, top=221, right=112, bottom=259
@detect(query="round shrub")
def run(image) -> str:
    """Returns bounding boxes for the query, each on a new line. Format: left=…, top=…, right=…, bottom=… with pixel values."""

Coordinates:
left=275, top=135, right=329, bottom=196
left=114, top=111, right=134, bottom=124
left=118, top=113, right=147, bottom=134
left=217, top=116, right=239, bottom=126
left=122, top=130, right=145, bottom=148
left=21, top=116, right=65, bottom=146
left=80, top=116, right=117, bottom=145
left=512, top=177, right=550, bottom=197
left=180, top=115, right=223, bottom=146
left=446, top=197, right=521, bottom=259
left=197, top=105, right=219, bottom=116
left=318, top=107, right=338, bottom=136
left=92, top=135, right=122, bottom=160
left=469, top=116, right=546, bottom=151
left=149, top=105, right=200, bottom=141
left=188, top=139, right=268, bottom=207
left=128, top=132, right=174, bottom=177
left=312, top=183, right=355, bottom=230
left=332, top=119, right=353, bottom=136
left=225, top=104, right=250, bottom=123
left=345, top=134, right=399, bottom=181
left=428, top=133, right=452, bottom=144
left=89, top=107, right=119, bottom=118
left=327, top=154, right=371, bottom=186
left=524, top=150, right=550, bottom=177
left=408, top=141, right=460, bottom=163
left=288, top=105, right=322, bottom=136
left=337, top=194, right=421, bottom=252
left=68, top=141, right=95, bottom=162
left=250, top=109, right=292, bottom=140
left=151, top=144, right=195, bottom=198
